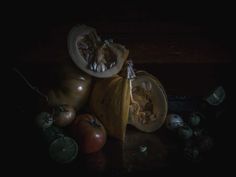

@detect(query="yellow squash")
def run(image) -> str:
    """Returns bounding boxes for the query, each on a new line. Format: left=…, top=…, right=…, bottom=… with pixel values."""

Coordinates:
left=90, top=61, right=168, bottom=141
left=128, top=71, right=168, bottom=133
left=89, top=61, right=134, bottom=141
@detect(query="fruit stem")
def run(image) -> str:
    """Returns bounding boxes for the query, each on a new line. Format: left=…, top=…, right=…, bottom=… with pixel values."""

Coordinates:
left=12, top=67, right=49, bottom=102
left=89, top=119, right=101, bottom=128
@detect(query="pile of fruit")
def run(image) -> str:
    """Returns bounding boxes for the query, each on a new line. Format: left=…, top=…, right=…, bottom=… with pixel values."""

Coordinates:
left=165, top=112, right=214, bottom=162
left=34, top=24, right=168, bottom=164
left=165, top=86, right=225, bottom=162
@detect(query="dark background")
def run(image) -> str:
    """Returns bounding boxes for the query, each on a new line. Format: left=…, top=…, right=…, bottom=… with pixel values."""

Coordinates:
left=5, top=1, right=235, bottom=63
left=3, top=1, right=235, bottom=176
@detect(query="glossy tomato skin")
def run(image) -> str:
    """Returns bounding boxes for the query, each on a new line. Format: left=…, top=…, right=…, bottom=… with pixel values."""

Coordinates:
left=53, top=104, right=76, bottom=127
left=70, top=114, right=106, bottom=154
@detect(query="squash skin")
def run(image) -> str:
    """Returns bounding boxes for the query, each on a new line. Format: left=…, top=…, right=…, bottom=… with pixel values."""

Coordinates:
left=89, top=75, right=130, bottom=141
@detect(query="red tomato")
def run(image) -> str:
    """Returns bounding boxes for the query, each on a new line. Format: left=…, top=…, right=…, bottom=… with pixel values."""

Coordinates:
left=53, top=104, right=76, bottom=127
left=70, top=114, right=106, bottom=154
